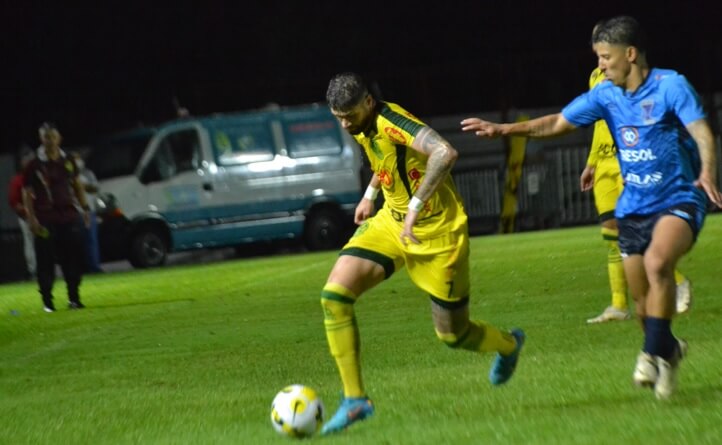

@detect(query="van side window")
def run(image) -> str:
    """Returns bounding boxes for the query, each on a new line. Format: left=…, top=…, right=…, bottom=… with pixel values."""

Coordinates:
left=164, top=129, right=201, bottom=172
left=143, top=129, right=200, bottom=182
left=213, top=123, right=274, bottom=165
left=284, top=119, right=342, bottom=158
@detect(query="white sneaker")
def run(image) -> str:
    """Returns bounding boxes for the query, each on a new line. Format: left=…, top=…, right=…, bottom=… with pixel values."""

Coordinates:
left=675, top=279, right=692, bottom=314
left=654, top=338, right=687, bottom=400
left=587, top=306, right=631, bottom=324
left=633, top=351, right=658, bottom=388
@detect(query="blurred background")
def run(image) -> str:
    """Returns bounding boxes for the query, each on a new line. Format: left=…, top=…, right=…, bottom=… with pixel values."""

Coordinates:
left=2, top=0, right=720, bottom=281
left=2, top=1, right=720, bottom=150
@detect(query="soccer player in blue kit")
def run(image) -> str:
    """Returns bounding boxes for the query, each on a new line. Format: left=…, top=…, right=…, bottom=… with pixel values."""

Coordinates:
left=461, top=16, right=722, bottom=400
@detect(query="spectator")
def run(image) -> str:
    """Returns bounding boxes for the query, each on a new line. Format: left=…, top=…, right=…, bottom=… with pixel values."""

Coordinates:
left=7, top=149, right=37, bottom=279
left=71, top=151, right=103, bottom=273
left=23, top=123, right=91, bottom=312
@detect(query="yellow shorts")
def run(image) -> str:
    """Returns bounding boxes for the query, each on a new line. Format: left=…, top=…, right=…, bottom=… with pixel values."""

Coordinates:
left=593, top=159, right=623, bottom=220
left=341, top=207, right=470, bottom=303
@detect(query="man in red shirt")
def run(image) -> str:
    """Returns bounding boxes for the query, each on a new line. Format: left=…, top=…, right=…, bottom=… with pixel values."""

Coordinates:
left=22, top=123, right=91, bottom=312
left=7, top=150, right=36, bottom=279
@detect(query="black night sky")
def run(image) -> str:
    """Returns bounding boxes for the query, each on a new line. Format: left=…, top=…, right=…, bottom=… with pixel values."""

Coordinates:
left=3, top=1, right=721, bottom=153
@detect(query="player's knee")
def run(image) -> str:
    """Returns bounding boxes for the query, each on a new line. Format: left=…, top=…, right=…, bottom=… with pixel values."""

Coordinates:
left=643, top=254, right=674, bottom=279
left=320, top=283, right=357, bottom=320
left=320, top=297, right=354, bottom=321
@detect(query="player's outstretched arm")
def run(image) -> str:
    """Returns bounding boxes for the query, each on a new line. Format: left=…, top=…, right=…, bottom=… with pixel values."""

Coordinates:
left=687, top=119, right=722, bottom=208
left=460, top=113, right=577, bottom=139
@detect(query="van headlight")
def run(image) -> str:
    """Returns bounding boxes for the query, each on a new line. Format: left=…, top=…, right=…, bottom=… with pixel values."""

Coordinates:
left=96, top=192, right=117, bottom=214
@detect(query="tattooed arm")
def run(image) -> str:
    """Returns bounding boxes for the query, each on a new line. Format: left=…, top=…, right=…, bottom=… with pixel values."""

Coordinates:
left=400, top=127, right=458, bottom=245
left=409, top=127, right=458, bottom=202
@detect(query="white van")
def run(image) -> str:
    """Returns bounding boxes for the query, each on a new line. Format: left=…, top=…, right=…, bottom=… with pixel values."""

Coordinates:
left=87, top=104, right=364, bottom=268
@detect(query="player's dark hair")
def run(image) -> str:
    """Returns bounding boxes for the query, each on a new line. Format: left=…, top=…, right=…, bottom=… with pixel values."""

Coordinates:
left=326, top=72, right=369, bottom=111
left=591, top=16, right=647, bottom=54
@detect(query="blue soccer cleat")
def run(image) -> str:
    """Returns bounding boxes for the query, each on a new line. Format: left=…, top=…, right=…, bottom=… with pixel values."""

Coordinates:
left=489, top=328, right=525, bottom=385
left=320, top=396, right=374, bottom=435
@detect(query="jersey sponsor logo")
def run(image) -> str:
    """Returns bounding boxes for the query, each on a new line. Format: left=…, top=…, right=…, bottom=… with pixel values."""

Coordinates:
left=620, top=127, right=640, bottom=147
left=641, top=99, right=656, bottom=124
left=390, top=206, right=438, bottom=223
left=596, top=142, right=617, bottom=157
left=619, top=148, right=657, bottom=162
left=384, top=126, right=407, bottom=145
left=408, top=168, right=421, bottom=181
left=378, top=169, right=393, bottom=187
left=624, top=171, right=663, bottom=187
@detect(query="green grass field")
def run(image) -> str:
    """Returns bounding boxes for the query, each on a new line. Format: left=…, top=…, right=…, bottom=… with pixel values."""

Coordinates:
left=1, top=214, right=721, bottom=444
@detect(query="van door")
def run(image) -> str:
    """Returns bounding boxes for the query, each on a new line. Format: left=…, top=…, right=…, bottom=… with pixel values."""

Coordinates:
left=201, top=115, right=287, bottom=245
left=140, top=126, right=216, bottom=249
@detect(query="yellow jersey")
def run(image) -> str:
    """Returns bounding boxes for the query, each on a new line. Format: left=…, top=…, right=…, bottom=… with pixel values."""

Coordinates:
left=586, top=68, right=618, bottom=168
left=353, top=101, right=467, bottom=238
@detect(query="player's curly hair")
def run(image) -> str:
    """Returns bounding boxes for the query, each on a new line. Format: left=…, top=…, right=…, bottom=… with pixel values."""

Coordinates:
left=326, top=72, right=369, bottom=112
left=591, top=16, right=647, bottom=54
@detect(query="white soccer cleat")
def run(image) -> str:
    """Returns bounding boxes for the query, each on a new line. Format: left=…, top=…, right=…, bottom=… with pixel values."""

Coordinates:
left=633, top=351, right=658, bottom=388
left=654, top=338, right=687, bottom=400
left=675, top=279, right=692, bottom=314
left=587, top=306, right=631, bottom=324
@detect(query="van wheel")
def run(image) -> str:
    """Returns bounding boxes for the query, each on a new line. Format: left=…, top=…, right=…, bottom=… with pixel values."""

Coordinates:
left=129, top=228, right=168, bottom=268
left=304, top=208, right=347, bottom=251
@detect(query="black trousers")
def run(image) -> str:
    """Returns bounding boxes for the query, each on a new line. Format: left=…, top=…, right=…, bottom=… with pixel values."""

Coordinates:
left=34, top=219, right=86, bottom=306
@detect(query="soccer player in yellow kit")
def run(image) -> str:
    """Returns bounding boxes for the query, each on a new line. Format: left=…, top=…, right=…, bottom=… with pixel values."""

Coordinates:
left=319, top=72, right=525, bottom=435
left=582, top=67, right=693, bottom=324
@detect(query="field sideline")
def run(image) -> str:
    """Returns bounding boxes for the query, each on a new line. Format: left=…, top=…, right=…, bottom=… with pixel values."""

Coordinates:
left=1, top=214, right=720, bottom=444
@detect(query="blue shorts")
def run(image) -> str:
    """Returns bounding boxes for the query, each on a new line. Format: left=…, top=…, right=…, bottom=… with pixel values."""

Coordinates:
left=617, top=203, right=705, bottom=256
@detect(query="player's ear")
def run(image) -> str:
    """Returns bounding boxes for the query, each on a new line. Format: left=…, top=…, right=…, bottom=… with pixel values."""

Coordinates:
left=626, top=46, right=638, bottom=63
left=364, top=93, right=374, bottom=108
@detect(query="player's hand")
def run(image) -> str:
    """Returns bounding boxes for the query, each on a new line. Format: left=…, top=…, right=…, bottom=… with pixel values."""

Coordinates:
left=28, top=218, right=46, bottom=237
left=580, top=165, right=595, bottom=191
left=400, top=210, right=421, bottom=246
left=354, top=199, right=375, bottom=225
left=694, top=172, right=722, bottom=208
left=82, top=210, right=91, bottom=228
left=460, top=118, right=504, bottom=138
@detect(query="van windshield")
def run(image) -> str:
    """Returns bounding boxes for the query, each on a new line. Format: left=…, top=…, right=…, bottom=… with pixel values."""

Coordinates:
left=87, top=131, right=154, bottom=180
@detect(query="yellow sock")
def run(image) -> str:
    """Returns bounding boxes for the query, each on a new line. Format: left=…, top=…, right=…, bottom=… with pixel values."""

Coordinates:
left=674, top=269, right=686, bottom=285
left=321, top=283, right=364, bottom=398
left=436, top=320, right=516, bottom=355
left=602, top=227, right=627, bottom=310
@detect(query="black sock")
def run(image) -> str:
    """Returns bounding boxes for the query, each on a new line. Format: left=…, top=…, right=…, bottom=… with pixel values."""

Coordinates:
left=643, top=317, right=676, bottom=359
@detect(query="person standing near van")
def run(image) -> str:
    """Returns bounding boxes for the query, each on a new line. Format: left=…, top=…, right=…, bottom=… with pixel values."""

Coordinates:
left=319, top=72, right=525, bottom=435
left=7, top=149, right=36, bottom=279
left=23, top=123, right=91, bottom=312
left=71, top=151, right=103, bottom=273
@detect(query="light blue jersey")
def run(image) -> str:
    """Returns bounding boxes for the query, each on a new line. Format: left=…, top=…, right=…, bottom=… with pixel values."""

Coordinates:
left=562, top=68, right=706, bottom=218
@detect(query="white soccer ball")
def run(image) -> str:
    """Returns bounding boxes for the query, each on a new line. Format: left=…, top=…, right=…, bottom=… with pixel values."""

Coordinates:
left=270, top=384, right=325, bottom=438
